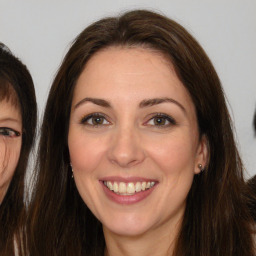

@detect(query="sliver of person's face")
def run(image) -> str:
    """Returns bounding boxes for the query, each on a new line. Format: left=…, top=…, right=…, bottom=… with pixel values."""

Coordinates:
left=68, top=47, right=208, bottom=237
left=0, top=99, right=22, bottom=203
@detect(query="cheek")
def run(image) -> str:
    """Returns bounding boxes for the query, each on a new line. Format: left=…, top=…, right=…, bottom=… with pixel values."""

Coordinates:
left=147, top=136, right=196, bottom=166
left=0, top=141, right=21, bottom=186
left=145, top=136, right=196, bottom=214
left=145, top=134, right=197, bottom=183
left=68, top=130, right=108, bottom=211
left=68, top=131, right=107, bottom=174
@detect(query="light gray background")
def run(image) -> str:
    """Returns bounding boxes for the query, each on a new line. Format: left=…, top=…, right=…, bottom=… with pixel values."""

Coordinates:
left=1, top=0, right=256, bottom=177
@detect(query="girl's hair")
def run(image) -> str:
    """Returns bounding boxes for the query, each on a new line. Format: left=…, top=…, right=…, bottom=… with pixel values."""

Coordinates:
left=247, top=110, right=256, bottom=222
left=28, top=10, right=255, bottom=256
left=0, top=43, right=37, bottom=255
left=247, top=175, right=256, bottom=221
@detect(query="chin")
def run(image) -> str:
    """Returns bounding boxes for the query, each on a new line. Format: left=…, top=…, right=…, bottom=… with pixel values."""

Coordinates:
left=105, top=225, right=149, bottom=237
left=102, top=214, right=154, bottom=237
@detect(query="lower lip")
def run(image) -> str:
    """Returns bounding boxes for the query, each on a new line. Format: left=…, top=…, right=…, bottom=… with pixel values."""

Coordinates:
left=101, top=182, right=157, bottom=205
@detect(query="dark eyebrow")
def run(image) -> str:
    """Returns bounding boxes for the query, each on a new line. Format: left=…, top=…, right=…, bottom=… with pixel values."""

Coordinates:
left=74, top=97, right=186, bottom=113
left=139, top=97, right=186, bottom=113
left=74, top=97, right=111, bottom=109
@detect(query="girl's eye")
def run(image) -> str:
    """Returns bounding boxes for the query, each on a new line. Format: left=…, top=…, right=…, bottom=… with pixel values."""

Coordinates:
left=0, top=127, right=21, bottom=138
left=81, top=114, right=110, bottom=126
left=146, top=114, right=176, bottom=127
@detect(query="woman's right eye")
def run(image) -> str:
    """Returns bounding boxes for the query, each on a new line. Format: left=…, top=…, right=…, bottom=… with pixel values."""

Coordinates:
left=80, top=113, right=110, bottom=127
left=0, top=127, right=21, bottom=138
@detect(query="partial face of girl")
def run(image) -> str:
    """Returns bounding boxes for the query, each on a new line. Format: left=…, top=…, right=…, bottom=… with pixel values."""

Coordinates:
left=68, top=47, right=208, bottom=238
left=0, top=98, right=22, bottom=203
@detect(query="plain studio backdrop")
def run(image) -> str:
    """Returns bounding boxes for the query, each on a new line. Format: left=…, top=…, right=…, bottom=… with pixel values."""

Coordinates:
left=0, top=0, right=256, bottom=178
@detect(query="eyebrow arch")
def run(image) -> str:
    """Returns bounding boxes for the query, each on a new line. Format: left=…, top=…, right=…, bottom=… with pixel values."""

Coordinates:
left=139, top=97, right=186, bottom=113
left=74, top=97, right=112, bottom=109
left=74, top=97, right=186, bottom=114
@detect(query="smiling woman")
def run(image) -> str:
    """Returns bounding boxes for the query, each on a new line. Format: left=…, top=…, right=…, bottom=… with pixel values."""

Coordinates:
left=68, top=47, right=207, bottom=241
left=28, top=10, right=255, bottom=256
left=0, top=43, right=37, bottom=256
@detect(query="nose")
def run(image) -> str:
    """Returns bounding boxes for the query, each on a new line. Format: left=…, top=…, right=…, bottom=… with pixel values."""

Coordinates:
left=107, top=126, right=145, bottom=168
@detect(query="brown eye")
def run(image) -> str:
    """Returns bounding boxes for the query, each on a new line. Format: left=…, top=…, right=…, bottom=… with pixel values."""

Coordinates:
left=153, top=117, right=168, bottom=126
left=91, top=116, right=104, bottom=125
left=146, top=114, right=176, bottom=127
left=0, top=127, right=21, bottom=138
left=81, top=113, right=110, bottom=127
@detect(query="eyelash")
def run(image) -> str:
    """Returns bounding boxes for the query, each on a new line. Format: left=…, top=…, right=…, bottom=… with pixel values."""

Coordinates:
left=146, top=113, right=176, bottom=128
left=0, top=127, right=21, bottom=138
left=80, top=112, right=176, bottom=128
left=80, top=113, right=110, bottom=127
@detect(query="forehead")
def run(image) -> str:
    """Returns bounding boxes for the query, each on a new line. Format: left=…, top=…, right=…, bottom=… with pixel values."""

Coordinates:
left=0, top=99, right=21, bottom=121
left=73, top=47, right=194, bottom=111
left=0, top=80, right=20, bottom=109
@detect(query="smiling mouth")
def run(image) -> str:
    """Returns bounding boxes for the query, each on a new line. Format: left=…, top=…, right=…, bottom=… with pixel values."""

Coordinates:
left=103, top=181, right=156, bottom=195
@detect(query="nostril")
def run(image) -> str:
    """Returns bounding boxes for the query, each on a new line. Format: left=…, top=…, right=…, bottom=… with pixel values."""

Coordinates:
left=109, top=150, right=145, bottom=168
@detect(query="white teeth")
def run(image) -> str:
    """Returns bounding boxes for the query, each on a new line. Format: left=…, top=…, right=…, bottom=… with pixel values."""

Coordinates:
left=135, top=182, right=141, bottom=192
left=151, top=181, right=155, bottom=187
left=119, top=182, right=126, bottom=193
left=104, top=180, right=156, bottom=195
left=107, top=181, right=113, bottom=190
left=127, top=183, right=135, bottom=194
left=113, top=182, right=118, bottom=193
left=141, top=182, right=146, bottom=191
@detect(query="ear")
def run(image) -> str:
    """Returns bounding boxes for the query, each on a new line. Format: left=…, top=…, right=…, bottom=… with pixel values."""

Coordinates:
left=194, top=135, right=209, bottom=174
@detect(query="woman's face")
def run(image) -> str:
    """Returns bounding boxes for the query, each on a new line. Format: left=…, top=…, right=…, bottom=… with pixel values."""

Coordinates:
left=68, top=47, right=208, bottom=238
left=0, top=99, right=22, bottom=203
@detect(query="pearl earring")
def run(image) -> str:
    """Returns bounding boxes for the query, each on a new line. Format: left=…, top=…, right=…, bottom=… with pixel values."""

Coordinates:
left=198, top=163, right=204, bottom=172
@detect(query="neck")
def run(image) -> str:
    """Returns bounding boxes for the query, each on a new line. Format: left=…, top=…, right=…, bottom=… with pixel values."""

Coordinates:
left=103, top=218, right=182, bottom=256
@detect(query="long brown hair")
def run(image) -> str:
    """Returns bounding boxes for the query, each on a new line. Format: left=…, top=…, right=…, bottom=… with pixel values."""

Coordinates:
left=28, top=10, right=255, bottom=256
left=0, top=43, right=37, bottom=255
left=247, top=110, right=256, bottom=222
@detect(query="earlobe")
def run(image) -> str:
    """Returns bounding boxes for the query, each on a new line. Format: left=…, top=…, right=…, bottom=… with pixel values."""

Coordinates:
left=194, top=135, right=209, bottom=174
left=197, top=163, right=204, bottom=173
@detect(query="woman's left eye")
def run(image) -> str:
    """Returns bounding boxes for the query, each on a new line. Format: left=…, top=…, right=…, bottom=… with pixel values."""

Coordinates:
left=0, top=127, right=21, bottom=138
left=80, top=113, right=110, bottom=127
left=146, top=114, right=176, bottom=127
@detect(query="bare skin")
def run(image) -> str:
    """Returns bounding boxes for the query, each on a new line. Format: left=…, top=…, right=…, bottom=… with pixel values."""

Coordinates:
left=0, top=100, right=22, bottom=203
left=68, top=47, right=208, bottom=256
